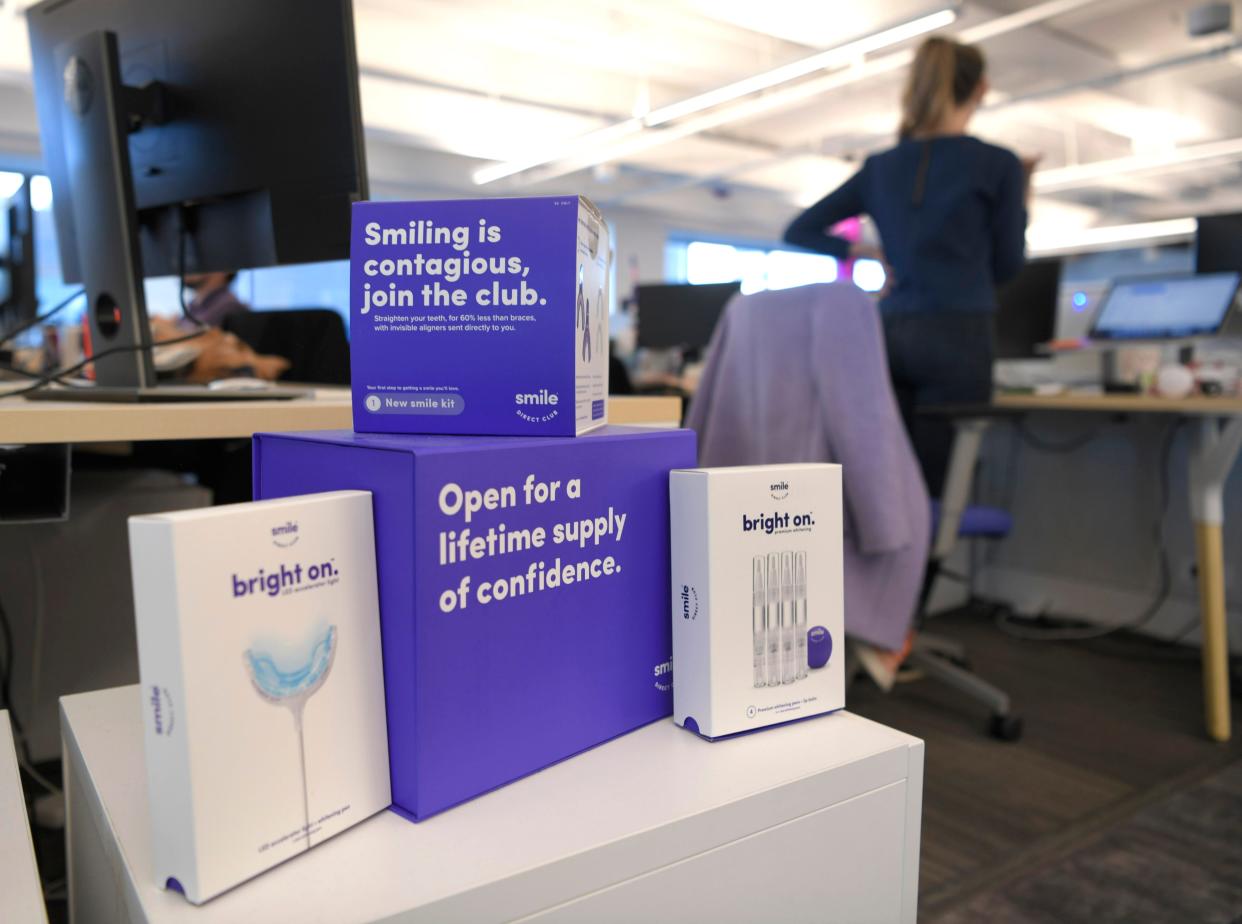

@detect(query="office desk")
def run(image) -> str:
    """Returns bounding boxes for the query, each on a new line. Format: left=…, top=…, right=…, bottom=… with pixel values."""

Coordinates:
left=63, top=686, right=923, bottom=923
left=0, top=392, right=682, bottom=444
left=955, top=393, right=1242, bottom=741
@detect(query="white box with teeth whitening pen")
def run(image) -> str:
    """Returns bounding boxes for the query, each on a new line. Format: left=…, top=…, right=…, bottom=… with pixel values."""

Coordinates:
left=670, top=465, right=846, bottom=739
left=128, top=491, right=390, bottom=905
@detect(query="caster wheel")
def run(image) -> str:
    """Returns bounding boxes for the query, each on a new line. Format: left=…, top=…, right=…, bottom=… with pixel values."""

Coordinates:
left=988, top=713, right=1023, bottom=742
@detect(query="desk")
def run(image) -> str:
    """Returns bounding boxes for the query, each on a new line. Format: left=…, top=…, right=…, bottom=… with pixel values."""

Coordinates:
left=0, top=392, right=682, bottom=444
left=1, top=711, right=47, bottom=924
left=957, top=393, right=1242, bottom=742
left=63, top=686, right=923, bottom=923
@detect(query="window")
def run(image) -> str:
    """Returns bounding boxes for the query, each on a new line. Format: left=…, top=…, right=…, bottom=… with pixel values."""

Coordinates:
left=675, top=238, right=839, bottom=294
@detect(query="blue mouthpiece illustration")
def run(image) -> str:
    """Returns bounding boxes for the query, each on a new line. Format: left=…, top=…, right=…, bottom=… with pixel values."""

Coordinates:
left=244, top=625, right=337, bottom=703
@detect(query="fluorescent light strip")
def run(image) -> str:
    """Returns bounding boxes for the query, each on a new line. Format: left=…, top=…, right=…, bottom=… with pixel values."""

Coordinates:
left=1034, top=136, right=1242, bottom=192
left=472, top=7, right=956, bottom=185
left=641, top=8, right=957, bottom=128
left=482, top=0, right=1115, bottom=187
left=471, top=118, right=643, bottom=186
left=1027, top=217, right=1196, bottom=256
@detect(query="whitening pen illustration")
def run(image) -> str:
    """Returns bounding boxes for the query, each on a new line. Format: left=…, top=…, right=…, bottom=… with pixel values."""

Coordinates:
left=795, top=551, right=808, bottom=679
left=765, top=551, right=781, bottom=686
left=753, top=557, right=766, bottom=688
left=243, top=625, right=338, bottom=849
left=780, top=552, right=796, bottom=684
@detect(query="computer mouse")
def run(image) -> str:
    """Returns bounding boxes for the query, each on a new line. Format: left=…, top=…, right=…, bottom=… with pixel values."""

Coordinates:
left=207, top=377, right=273, bottom=391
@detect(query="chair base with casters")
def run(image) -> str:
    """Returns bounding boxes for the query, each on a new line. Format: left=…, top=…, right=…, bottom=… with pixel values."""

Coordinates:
left=910, top=418, right=1024, bottom=742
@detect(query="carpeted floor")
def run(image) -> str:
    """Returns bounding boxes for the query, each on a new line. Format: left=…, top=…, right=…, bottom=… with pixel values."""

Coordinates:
left=848, top=606, right=1242, bottom=923
left=934, top=759, right=1242, bottom=924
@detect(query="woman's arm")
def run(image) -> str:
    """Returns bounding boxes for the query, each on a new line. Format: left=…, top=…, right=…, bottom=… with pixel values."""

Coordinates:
left=782, top=166, right=867, bottom=258
left=990, top=151, right=1029, bottom=285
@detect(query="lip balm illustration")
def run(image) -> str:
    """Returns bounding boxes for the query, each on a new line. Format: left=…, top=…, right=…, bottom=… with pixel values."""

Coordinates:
left=765, top=552, right=781, bottom=686
left=780, top=552, right=796, bottom=684
left=795, top=552, right=808, bottom=679
left=807, top=625, right=833, bottom=670
left=244, top=625, right=337, bottom=848
left=752, top=556, right=766, bottom=689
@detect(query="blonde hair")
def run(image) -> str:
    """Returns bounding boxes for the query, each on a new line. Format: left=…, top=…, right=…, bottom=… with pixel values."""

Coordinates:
left=899, top=37, right=985, bottom=140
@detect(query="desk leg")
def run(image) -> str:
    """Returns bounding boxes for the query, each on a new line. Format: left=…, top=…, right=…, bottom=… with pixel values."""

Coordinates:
left=1188, top=417, right=1242, bottom=743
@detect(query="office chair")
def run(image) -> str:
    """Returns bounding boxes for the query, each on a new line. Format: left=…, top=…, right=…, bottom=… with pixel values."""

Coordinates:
left=686, top=282, right=931, bottom=677
left=223, top=309, right=350, bottom=385
left=686, top=283, right=1021, bottom=740
left=907, top=415, right=1023, bottom=740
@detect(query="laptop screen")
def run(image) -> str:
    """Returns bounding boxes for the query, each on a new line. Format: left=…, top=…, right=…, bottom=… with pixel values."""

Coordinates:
left=1090, top=272, right=1241, bottom=340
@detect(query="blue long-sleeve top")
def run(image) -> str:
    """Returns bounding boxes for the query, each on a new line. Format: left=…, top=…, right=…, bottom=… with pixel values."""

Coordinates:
left=784, top=136, right=1028, bottom=315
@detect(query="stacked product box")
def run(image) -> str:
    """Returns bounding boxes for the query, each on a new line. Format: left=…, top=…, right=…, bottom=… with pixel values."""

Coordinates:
left=251, top=191, right=695, bottom=821
left=254, top=426, right=695, bottom=819
left=350, top=195, right=610, bottom=436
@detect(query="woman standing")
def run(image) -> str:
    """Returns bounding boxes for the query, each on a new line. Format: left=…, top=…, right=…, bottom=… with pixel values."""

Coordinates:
left=784, top=36, right=1036, bottom=494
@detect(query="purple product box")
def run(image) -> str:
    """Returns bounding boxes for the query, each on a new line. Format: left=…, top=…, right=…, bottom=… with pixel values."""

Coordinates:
left=253, top=425, right=696, bottom=820
left=350, top=196, right=611, bottom=436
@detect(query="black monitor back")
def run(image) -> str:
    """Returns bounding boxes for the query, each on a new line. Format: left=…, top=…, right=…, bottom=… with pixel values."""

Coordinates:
left=636, top=282, right=740, bottom=351
left=1196, top=213, right=1242, bottom=275
left=27, top=0, right=366, bottom=281
left=994, top=258, right=1061, bottom=359
left=0, top=181, right=36, bottom=334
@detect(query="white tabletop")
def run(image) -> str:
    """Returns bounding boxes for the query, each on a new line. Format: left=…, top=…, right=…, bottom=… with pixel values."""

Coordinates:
left=0, top=711, right=47, bottom=924
left=0, top=392, right=681, bottom=444
left=63, top=686, right=920, bottom=922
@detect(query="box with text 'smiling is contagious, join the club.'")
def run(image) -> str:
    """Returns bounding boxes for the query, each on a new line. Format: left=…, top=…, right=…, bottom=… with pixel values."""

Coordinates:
left=128, top=491, right=390, bottom=905
left=253, top=425, right=696, bottom=820
left=350, top=195, right=611, bottom=437
left=670, top=465, right=846, bottom=740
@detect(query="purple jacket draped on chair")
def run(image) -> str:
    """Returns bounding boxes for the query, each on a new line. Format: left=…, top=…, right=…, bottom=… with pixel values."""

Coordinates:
left=685, top=282, right=929, bottom=650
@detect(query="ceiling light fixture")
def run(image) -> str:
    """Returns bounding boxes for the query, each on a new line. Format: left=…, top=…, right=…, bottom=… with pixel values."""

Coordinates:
left=1027, top=217, right=1197, bottom=255
left=476, top=0, right=1114, bottom=187
left=472, top=6, right=958, bottom=185
left=1034, top=136, right=1242, bottom=192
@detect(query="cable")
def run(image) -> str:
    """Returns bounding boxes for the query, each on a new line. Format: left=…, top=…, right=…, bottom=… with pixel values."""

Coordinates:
left=0, top=288, right=86, bottom=349
left=0, top=327, right=207, bottom=398
left=997, top=421, right=1179, bottom=642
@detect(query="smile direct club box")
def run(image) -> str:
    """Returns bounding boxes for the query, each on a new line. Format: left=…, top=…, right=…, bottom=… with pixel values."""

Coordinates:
left=128, top=491, right=390, bottom=904
left=351, top=196, right=610, bottom=437
left=253, top=426, right=696, bottom=820
left=670, top=465, right=845, bottom=740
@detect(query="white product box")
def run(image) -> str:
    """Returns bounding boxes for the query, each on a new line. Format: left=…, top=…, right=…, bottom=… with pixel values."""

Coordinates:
left=128, top=491, right=390, bottom=904
left=670, top=465, right=845, bottom=739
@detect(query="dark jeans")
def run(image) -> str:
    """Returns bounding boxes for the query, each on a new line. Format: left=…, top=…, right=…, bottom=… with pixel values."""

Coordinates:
left=882, top=311, right=994, bottom=495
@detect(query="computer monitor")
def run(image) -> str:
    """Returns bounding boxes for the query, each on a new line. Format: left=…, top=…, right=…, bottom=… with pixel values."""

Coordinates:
left=994, top=257, right=1061, bottom=359
left=1088, top=272, right=1242, bottom=341
left=0, top=180, right=36, bottom=338
left=1195, top=213, right=1242, bottom=275
left=636, top=282, right=741, bottom=352
left=26, top=0, right=366, bottom=389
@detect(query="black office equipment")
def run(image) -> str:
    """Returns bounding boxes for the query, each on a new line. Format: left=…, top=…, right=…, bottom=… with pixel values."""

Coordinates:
left=993, top=257, right=1061, bottom=359
left=1195, top=213, right=1242, bottom=275
left=26, top=0, right=366, bottom=391
left=0, top=180, right=36, bottom=338
left=636, top=282, right=741, bottom=352
left=223, top=309, right=350, bottom=385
